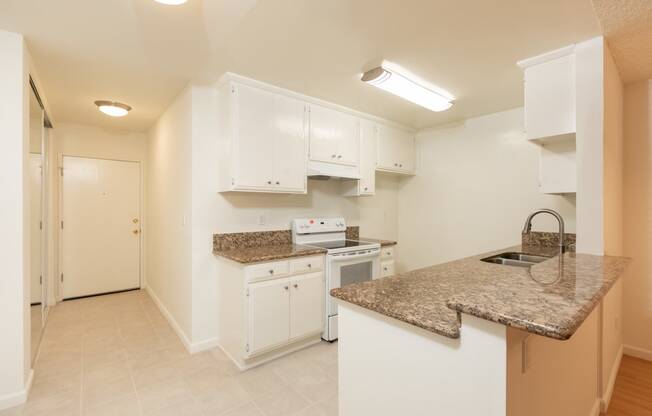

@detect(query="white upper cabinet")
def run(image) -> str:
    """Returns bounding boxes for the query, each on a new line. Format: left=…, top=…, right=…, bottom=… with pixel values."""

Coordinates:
left=342, top=118, right=377, bottom=196
left=520, top=51, right=575, bottom=142
left=218, top=82, right=307, bottom=194
left=377, top=124, right=415, bottom=174
left=308, top=104, right=359, bottom=167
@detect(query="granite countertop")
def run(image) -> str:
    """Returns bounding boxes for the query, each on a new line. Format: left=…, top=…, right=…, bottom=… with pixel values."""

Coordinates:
left=360, top=237, right=397, bottom=247
left=330, top=245, right=630, bottom=340
left=214, top=244, right=326, bottom=264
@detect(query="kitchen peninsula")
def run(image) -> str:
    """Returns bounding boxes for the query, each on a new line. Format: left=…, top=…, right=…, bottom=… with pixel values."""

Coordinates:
left=331, top=241, right=629, bottom=416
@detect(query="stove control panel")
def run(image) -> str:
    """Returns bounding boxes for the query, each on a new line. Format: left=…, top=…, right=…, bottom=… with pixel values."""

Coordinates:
left=292, top=218, right=347, bottom=234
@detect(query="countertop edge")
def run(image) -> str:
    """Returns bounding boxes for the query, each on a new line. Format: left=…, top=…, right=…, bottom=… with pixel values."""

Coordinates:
left=333, top=296, right=461, bottom=339
left=213, top=247, right=327, bottom=264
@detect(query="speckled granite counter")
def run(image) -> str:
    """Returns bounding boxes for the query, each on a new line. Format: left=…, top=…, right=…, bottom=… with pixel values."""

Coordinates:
left=331, top=245, right=629, bottom=340
left=214, top=244, right=326, bottom=264
left=360, top=237, right=397, bottom=247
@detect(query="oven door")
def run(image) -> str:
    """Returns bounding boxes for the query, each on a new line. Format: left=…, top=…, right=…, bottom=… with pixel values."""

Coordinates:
left=327, top=248, right=380, bottom=318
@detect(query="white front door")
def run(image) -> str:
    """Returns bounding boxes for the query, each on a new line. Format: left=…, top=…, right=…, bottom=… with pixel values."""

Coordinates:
left=61, top=156, right=141, bottom=299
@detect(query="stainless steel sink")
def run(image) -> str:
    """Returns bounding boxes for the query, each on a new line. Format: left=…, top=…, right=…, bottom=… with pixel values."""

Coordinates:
left=480, top=252, right=551, bottom=268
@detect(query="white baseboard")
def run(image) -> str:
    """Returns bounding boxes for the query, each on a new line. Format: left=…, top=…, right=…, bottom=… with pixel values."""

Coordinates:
left=0, top=370, right=33, bottom=411
left=189, top=337, right=220, bottom=354
left=624, top=344, right=652, bottom=362
left=145, top=286, right=193, bottom=353
left=145, top=286, right=219, bottom=354
left=601, top=344, right=623, bottom=412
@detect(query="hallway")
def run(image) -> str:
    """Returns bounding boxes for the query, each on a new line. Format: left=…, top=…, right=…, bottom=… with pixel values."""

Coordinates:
left=1, top=290, right=338, bottom=416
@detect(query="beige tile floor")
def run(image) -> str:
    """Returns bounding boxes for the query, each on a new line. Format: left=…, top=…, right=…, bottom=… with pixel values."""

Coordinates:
left=2, top=290, right=338, bottom=416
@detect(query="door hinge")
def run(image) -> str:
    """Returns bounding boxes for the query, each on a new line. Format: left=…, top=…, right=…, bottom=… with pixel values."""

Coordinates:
left=231, top=178, right=235, bottom=185
left=231, top=85, right=235, bottom=94
left=39, top=275, right=42, bottom=285
left=246, top=288, right=250, bottom=297
left=60, top=273, right=64, bottom=282
left=60, top=220, right=64, bottom=229
left=60, top=167, right=63, bottom=176
left=246, top=343, right=249, bottom=352
left=39, top=221, right=42, bottom=230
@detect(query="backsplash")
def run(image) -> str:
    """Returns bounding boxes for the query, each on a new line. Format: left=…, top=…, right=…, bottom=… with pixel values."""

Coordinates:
left=214, top=225, right=360, bottom=251
left=522, top=231, right=576, bottom=252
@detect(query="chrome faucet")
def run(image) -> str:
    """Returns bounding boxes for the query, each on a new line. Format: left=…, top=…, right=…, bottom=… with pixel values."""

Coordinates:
left=522, top=209, right=566, bottom=254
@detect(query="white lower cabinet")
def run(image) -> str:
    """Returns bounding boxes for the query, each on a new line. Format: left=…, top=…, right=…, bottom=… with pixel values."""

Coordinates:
left=377, top=245, right=397, bottom=279
left=217, top=255, right=325, bottom=369
left=289, top=273, right=323, bottom=339
left=248, top=278, right=291, bottom=354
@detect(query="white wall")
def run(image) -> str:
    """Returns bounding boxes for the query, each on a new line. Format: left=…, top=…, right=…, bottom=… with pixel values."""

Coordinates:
left=623, top=79, right=652, bottom=360
left=0, top=29, right=30, bottom=410
left=50, top=123, right=148, bottom=300
left=396, top=108, right=576, bottom=271
left=146, top=88, right=194, bottom=345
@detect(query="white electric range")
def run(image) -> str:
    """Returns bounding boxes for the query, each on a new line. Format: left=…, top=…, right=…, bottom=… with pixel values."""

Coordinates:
left=292, top=217, right=381, bottom=341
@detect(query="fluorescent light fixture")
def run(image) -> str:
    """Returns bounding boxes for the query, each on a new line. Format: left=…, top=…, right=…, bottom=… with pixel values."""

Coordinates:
left=154, top=0, right=188, bottom=4
left=94, top=100, right=132, bottom=117
left=361, top=62, right=454, bottom=112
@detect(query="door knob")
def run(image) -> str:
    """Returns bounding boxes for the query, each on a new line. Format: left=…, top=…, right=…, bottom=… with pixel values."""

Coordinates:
left=133, top=230, right=140, bottom=234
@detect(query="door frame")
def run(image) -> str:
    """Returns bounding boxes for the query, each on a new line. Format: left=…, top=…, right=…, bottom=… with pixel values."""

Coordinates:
left=57, top=154, right=144, bottom=302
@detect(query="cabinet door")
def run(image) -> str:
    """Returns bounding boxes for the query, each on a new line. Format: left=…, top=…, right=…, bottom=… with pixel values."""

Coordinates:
left=289, top=272, right=323, bottom=340
left=273, top=95, right=307, bottom=192
left=309, top=104, right=359, bottom=166
left=524, top=54, right=575, bottom=141
left=248, top=278, right=290, bottom=354
left=358, top=119, right=377, bottom=195
left=233, top=84, right=275, bottom=189
left=377, top=125, right=414, bottom=173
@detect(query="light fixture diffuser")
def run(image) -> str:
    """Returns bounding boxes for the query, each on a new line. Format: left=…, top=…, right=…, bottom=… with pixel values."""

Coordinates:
left=154, top=0, right=188, bottom=4
left=94, top=100, right=132, bottom=117
left=361, top=63, right=453, bottom=112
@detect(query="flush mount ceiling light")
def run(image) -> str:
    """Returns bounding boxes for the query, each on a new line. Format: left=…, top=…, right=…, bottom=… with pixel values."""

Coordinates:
left=94, top=100, right=132, bottom=117
left=154, top=0, right=188, bottom=4
left=361, top=61, right=454, bottom=112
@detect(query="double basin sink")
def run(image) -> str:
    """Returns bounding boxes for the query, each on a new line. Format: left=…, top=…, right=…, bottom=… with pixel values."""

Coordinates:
left=481, top=252, right=551, bottom=268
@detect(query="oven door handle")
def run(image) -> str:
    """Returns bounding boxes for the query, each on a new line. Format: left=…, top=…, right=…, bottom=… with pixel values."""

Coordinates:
left=330, top=250, right=379, bottom=262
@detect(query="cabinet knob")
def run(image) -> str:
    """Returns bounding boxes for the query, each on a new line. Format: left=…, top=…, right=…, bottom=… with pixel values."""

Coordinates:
left=307, top=263, right=312, bottom=268
left=331, top=154, right=337, bottom=158
left=364, top=187, right=368, bottom=191
left=276, top=181, right=280, bottom=185
left=394, top=163, right=398, bottom=167
left=267, top=180, right=272, bottom=185
left=269, top=270, right=274, bottom=275
left=399, top=164, right=403, bottom=168
left=293, top=284, right=298, bottom=289
left=337, top=155, right=342, bottom=159
left=384, top=267, right=388, bottom=271
left=284, top=286, right=289, bottom=291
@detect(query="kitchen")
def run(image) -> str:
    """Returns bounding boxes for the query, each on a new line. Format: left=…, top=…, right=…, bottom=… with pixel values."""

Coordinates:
left=1, top=1, right=651, bottom=416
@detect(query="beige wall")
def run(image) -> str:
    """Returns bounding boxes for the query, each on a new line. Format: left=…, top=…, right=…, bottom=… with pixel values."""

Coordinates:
left=396, top=107, right=576, bottom=272
left=600, top=42, right=625, bottom=407
left=146, top=87, right=194, bottom=344
left=623, top=80, right=652, bottom=360
left=0, top=29, right=31, bottom=409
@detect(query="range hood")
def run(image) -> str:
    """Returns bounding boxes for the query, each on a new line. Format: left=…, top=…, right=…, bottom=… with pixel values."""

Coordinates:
left=307, top=160, right=361, bottom=180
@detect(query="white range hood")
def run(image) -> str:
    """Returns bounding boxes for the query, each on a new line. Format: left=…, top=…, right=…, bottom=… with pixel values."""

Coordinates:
left=307, top=160, right=361, bottom=180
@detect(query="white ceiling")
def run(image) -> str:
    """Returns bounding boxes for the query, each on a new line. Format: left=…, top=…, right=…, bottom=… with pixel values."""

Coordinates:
left=592, top=0, right=652, bottom=84
left=0, top=0, right=602, bottom=132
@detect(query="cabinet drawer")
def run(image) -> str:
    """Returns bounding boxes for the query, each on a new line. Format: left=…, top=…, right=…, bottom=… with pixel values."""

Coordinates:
left=290, top=256, right=324, bottom=275
left=380, top=260, right=395, bottom=278
left=381, top=246, right=394, bottom=259
left=246, top=261, right=290, bottom=282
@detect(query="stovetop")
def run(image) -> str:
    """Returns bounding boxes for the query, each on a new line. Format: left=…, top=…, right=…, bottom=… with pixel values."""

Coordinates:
left=303, top=239, right=380, bottom=252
